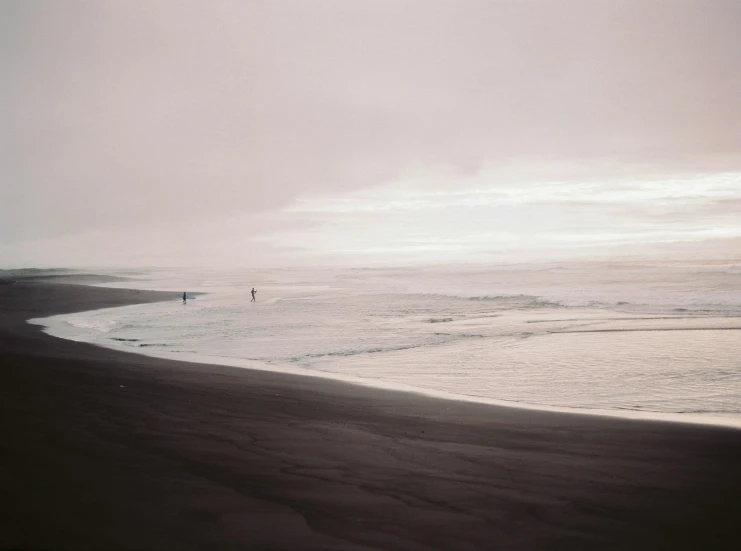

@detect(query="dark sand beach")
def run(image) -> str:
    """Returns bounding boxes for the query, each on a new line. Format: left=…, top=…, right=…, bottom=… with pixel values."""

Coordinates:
left=1, top=278, right=740, bottom=550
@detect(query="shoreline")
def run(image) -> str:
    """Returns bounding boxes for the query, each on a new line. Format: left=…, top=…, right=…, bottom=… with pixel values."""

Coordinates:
left=31, top=294, right=741, bottom=431
left=2, top=278, right=741, bottom=549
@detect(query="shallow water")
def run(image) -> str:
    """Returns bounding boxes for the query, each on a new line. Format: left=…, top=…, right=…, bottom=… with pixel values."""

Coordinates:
left=30, top=260, right=741, bottom=427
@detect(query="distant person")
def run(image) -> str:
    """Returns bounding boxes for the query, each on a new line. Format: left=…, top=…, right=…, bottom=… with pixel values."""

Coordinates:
left=251, top=288, right=256, bottom=302
left=183, top=291, right=187, bottom=304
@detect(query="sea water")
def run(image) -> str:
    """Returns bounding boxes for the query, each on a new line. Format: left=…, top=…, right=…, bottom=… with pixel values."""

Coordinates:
left=30, top=260, right=741, bottom=428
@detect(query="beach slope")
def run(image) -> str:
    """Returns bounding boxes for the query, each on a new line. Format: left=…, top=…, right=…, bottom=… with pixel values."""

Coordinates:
left=1, top=279, right=740, bottom=549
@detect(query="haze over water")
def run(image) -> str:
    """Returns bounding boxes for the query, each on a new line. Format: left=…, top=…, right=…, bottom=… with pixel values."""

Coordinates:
left=32, top=260, right=741, bottom=428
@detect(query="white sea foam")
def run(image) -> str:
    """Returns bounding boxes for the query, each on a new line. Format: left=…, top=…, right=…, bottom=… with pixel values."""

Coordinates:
left=29, top=260, right=741, bottom=428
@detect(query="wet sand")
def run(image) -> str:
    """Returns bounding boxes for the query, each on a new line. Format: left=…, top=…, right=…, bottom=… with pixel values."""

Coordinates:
left=1, top=278, right=740, bottom=549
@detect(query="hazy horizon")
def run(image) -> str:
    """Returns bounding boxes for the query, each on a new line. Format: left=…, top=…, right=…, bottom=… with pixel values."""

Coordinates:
left=3, top=1, right=740, bottom=269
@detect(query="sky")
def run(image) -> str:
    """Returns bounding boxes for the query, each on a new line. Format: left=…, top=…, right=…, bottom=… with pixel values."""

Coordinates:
left=2, top=0, right=740, bottom=268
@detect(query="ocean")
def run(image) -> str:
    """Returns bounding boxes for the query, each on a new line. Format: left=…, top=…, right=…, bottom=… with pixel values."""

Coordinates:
left=30, top=260, right=741, bottom=428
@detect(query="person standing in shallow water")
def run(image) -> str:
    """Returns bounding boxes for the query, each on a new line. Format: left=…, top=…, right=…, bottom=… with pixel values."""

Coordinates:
left=183, top=292, right=187, bottom=304
left=251, top=288, right=256, bottom=302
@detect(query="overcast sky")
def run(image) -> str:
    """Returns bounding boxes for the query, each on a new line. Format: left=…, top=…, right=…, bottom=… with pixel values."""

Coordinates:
left=2, top=0, right=740, bottom=268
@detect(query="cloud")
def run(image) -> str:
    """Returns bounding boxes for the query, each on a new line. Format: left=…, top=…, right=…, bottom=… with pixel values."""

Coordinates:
left=257, top=168, right=741, bottom=264
left=2, top=1, right=741, bottom=266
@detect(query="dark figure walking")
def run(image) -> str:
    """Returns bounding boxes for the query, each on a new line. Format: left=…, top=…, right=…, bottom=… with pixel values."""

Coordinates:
left=183, top=292, right=187, bottom=304
left=251, top=288, right=256, bottom=302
